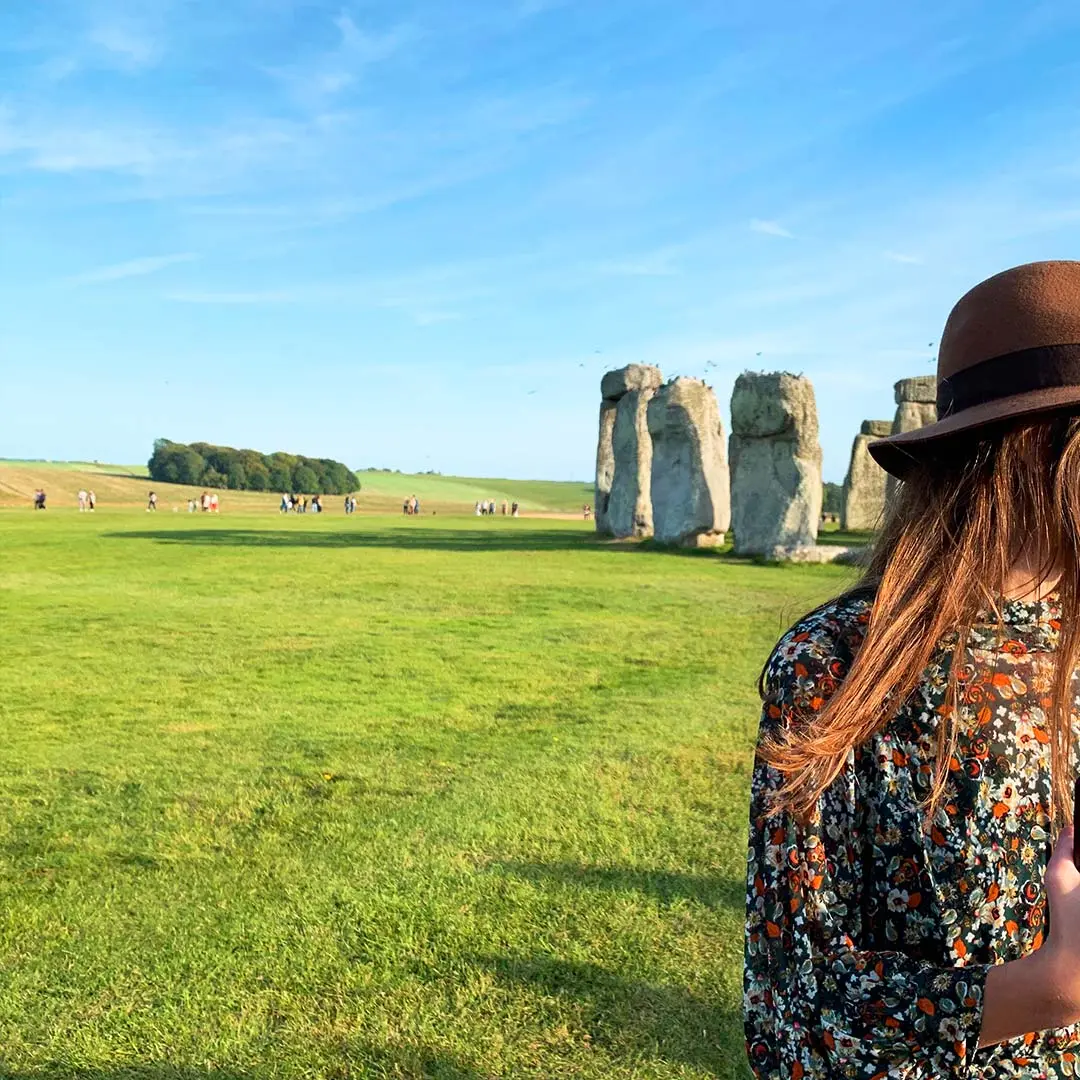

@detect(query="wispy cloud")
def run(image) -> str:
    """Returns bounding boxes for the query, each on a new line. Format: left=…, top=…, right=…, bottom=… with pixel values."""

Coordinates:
left=594, top=248, right=682, bottom=277
left=165, top=288, right=297, bottom=305
left=266, top=9, right=415, bottom=105
left=73, top=253, right=197, bottom=284
left=884, top=250, right=923, bottom=264
left=88, top=22, right=161, bottom=69
left=749, top=218, right=795, bottom=239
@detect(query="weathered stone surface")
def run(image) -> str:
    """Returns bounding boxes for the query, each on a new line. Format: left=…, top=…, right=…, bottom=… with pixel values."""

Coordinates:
left=594, top=399, right=618, bottom=536
left=894, top=376, right=937, bottom=405
left=886, top=376, right=940, bottom=501
left=607, top=387, right=655, bottom=538
left=862, top=419, right=893, bottom=438
left=601, top=364, right=664, bottom=402
left=647, top=377, right=730, bottom=547
left=894, top=401, right=938, bottom=433
left=767, top=544, right=858, bottom=564
left=842, top=420, right=891, bottom=531
left=729, top=372, right=823, bottom=556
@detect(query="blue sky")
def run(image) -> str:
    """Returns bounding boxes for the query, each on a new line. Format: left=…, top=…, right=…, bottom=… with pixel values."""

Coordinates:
left=5, top=0, right=1080, bottom=482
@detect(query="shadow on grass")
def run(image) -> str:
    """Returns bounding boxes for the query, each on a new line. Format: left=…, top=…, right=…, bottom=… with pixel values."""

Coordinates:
left=104, top=528, right=867, bottom=564
left=103, top=527, right=711, bottom=557
left=477, top=953, right=742, bottom=1076
left=493, top=861, right=742, bottom=911
left=2, top=1048, right=488, bottom=1079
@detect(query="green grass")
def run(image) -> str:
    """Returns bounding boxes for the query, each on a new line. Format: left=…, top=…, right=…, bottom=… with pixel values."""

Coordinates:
left=0, top=510, right=855, bottom=1079
left=0, top=459, right=150, bottom=478
left=349, top=473, right=593, bottom=513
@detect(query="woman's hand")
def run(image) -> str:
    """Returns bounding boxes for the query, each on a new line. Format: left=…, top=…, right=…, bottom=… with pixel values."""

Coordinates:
left=1041, top=823, right=1080, bottom=1013
left=978, top=823, right=1080, bottom=1049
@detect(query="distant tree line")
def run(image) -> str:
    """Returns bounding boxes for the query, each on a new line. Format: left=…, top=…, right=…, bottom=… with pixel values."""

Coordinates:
left=149, top=439, right=360, bottom=495
left=823, top=482, right=842, bottom=516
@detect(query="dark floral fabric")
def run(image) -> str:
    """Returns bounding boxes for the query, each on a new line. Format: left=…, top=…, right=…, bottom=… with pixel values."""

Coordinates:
left=744, top=590, right=1080, bottom=1079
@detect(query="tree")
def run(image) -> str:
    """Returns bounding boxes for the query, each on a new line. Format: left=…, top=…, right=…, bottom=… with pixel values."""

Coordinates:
left=293, top=465, right=318, bottom=493
left=146, top=439, right=356, bottom=496
left=247, top=463, right=270, bottom=491
left=226, top=462, right=247, bottom=490
left=823, top=482, right=843, bottom=516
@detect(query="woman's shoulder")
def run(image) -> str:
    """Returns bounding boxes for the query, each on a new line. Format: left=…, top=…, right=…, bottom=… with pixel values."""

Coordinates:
left=762, top=590, right=874, bottom=702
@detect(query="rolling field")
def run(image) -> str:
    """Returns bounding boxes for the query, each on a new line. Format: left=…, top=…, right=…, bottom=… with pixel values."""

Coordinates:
left=0, top=462, right=592, bottom=516
left=0, top=509, right=854, bottom=1079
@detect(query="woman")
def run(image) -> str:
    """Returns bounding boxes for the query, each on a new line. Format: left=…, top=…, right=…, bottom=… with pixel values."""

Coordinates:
left=744, top=261, right=1080, bottom=1078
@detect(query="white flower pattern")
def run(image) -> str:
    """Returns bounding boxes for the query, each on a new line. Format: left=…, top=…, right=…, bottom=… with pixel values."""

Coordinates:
left=744, top=591, right=1080, bottom=1078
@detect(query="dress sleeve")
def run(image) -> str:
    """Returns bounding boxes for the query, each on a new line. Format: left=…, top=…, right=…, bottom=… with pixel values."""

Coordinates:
left=743, top=617, right=992, bottom=1079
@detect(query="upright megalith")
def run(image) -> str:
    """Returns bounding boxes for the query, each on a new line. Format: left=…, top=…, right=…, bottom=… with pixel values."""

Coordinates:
left=886, top=376, right=939, bottom=501
left=594, top=364, right=663, bottom=537
left=842, top=420, right=892, bottom=531
left=893, top=376, right=937, bottom=434
left=647, top=377, right=730, bottom=547
left=595, top=401, right=618, bottom=536
left=729, top=372, right=823, bottom=556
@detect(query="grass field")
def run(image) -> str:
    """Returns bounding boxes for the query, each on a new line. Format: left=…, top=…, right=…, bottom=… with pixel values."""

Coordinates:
left=0, top=509, right=855, bottom=1079
left=0, top=462, right=592, bottom=516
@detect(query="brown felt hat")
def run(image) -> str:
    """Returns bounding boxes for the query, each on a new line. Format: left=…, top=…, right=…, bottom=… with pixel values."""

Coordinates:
left=869, top=260, right=1080, bottom=478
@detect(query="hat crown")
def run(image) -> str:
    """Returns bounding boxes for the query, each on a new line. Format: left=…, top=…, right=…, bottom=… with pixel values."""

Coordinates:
left=939, top=260, right=1080, bottom=380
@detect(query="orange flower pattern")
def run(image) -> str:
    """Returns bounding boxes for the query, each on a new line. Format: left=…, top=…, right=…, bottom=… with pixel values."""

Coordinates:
left=744, top=591, right=1080, bottom=1078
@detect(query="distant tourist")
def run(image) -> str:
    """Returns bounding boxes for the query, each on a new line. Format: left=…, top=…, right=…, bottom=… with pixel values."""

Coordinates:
left=411, top=496, right=420, bottom=516
left=403, top=497, right=411, bottom=516
left=33, top=488, right=46, bottom=510
left=87, top=490, right=96, bottom=511
left=280, top=494, right=289, bottom=513
left=511, top=501, right=519, bottom=518
left=502, top=500, right=508, bottom=515
left=488, top=499, right=496, bottom=516
left=583, top=504, right=592, bottom=520
left=188, top=498, right=197, bottom=513
left=201, top=491, right=210, bottom=512
left=210, top=492, right=219, bottom=513
left=78, top=489, right=87, bottom=512
left=475, top=501, right=482, bottom=516
left=147, top=491, right=157, bottom=512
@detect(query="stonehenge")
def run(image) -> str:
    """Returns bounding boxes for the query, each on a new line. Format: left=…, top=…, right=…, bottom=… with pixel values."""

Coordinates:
left=841, top=420, right=892, bottom=531
left=593, top=361, right=932, bottom=559
left=885, top=376, right=939, bottom=501
left=647, top=377, right=731, bottom=547
left=729, top=373, right=823, bottom=557
left=893, top=376, right=938, bottom=434
left=594, top=364, right=663, bottom=538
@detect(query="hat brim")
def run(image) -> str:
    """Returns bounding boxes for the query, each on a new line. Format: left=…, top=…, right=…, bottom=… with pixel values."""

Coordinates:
left=868, top=384, right=1080, bottom=478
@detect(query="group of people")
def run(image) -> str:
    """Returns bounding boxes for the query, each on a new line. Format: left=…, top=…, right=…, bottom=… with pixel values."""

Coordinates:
left=77, top=489, right=97, bottom=511
left=475, top=499, right=519, bottom=517
left=402, top=495, right=422, bottom=515
left=185, top=491, right=220, bottom=513
left=343, top=495, right=358, bottom=514
left=279, top=493, right=323, bottom=514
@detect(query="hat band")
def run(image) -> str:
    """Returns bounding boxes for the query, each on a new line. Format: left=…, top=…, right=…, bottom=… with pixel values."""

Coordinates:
left=937, top=342, right=1080, bottom=417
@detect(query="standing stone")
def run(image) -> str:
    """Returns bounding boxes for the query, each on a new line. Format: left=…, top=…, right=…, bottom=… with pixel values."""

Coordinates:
left=594, top=400, right=618, bottom=536
left=893, top=376, right=937, bottom=434
left=729, top=372, right=823, bottom=556
left=647, top=377, right=730, bottom=547
left=886, top=376, right=939, bottom=500
left=594, top=364, right=663, bottom=537
left=841, top=420, right=892, bottom=531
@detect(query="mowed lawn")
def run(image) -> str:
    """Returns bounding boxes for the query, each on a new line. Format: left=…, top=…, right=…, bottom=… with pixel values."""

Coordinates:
left=0, top=510, right=853, bottom=1080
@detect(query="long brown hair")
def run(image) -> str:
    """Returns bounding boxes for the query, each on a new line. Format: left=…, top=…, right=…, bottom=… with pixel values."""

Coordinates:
left=757, top=414, right=1080, bottom=830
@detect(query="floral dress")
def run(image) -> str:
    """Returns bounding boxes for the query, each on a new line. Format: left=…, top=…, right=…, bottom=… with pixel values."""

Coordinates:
left=744, top=590, right=1080, bottom=1079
